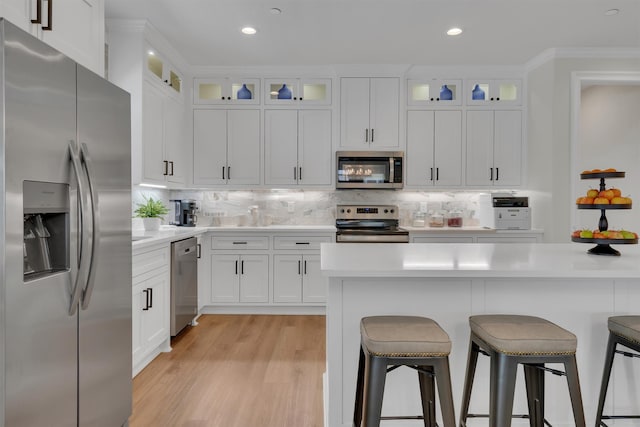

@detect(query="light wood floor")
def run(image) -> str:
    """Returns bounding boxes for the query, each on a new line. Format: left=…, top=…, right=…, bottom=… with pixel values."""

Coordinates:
left=130, top=314, right=326, bottom=427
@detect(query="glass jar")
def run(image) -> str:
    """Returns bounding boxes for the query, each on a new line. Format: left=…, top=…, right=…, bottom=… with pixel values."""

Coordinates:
left=447, top=210, right=463, bottom=227
left=412, top=212, right=426, bottom=227
left=429, top=213, right=444, bottom=228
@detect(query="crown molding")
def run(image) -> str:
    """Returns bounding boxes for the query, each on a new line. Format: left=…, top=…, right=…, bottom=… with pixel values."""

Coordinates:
left=525, top=47, right=640, bottom=72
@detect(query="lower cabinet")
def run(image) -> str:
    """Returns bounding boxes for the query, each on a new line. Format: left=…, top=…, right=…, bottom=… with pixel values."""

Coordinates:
left=410, top=231, right=543, bottom=243
left=210, top=254, right=269, bottom=303
left=273, top=254, right=325, bottom=303
left=132, top=244, right=170, bottom=376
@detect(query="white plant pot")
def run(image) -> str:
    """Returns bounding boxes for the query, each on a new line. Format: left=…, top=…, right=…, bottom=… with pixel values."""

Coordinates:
left=142, top=217, right=161, bottom=231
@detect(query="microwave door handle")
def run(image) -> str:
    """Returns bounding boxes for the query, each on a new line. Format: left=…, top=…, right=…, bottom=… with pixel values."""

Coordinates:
left=79, top=143, right=100, bottom=310
left=68, top=142, right=90, bottom=316
left=389, top=157, right=394, bottom=183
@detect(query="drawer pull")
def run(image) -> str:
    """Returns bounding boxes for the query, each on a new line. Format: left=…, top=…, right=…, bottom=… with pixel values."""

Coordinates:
left=233, top=241, right=248, bottom=245
left=295, top=242, right=310, bottom=245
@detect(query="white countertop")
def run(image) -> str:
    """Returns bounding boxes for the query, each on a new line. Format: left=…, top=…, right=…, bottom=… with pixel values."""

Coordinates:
left=320, top=242, right=640, bottom=278
left=402, top=226, right=543, bottom=233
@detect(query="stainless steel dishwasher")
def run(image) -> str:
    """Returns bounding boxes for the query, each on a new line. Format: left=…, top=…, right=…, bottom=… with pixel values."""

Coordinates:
left=171, top=237, right=198, bottom=336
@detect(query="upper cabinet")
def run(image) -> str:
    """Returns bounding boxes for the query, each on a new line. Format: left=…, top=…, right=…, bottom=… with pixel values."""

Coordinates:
left=145, top=46, right=183, bottom=98
left=465, top=79, right=522, bottom=106
left=340, top=77, right=400, bottom=149
left=194, top=77, right=260, bottom=105
left=264, top=78, right=331, bottom=105
left=0, top=0, right=104, bottom=76
left=407, top=79, right=462, bottom=106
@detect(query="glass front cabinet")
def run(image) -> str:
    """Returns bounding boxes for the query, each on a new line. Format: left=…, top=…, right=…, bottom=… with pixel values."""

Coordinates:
left=193, top=78, right=261, bottom=105
left=407, top=79, right=462, bottom=106
left=465, top=79, right=521, bottom=106
left=264, top=78, right=331, bottom=105
left=146, top=45, right=183, bottom=96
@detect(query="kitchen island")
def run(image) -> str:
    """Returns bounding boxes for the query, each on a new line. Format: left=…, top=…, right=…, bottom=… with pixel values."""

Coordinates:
left=321, top=243, right=640, bottom=427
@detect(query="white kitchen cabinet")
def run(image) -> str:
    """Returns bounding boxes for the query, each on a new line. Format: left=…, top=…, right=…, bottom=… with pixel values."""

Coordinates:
left=410, top=231, right=543, bottom=243
left=145, top=45, right=183, bottom=97
left=340, top=77, right=399, bottom=149
left=0, top=0, right=104, bottom=76
left=194, top=77, right=260, bottom=105
left=273, top=254, right=325, bottom=303
left=142, top=79, right=185, bottom=185
left=407, top=79, right=462, bottom=106
left=210, top=254, right=269, bottom=303
left=412, top=236, right=475, bottom=243
left=465, top=79, right=521, bottom=106
left=466, top=110, right=522, bottom=187
left=265, top=109, right=332, bottom=186
left=264, top=78, right=331, bottom=105
left=193, top=109, right=260, bottom=186
left=132, top=244, right=170, bottom=377
left=406, top=110, right=462, bottom=187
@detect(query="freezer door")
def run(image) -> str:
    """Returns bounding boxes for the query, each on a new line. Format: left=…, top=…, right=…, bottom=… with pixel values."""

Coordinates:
left=2, top=21, right=79, bottom=427
left=76, top=65, right=132, bottom=426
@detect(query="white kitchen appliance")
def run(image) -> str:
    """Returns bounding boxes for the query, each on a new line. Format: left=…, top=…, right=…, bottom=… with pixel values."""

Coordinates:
left=478, top=193, right=531, bottom=230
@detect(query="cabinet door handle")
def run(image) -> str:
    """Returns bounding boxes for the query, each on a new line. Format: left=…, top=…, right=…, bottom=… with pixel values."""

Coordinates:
left=304, top=260, right=307, bottom=275
left=42, top=0, right=52, bottom=31
left=235, top=260, right=238, bottom=275
left=490, top=167, right=494, bottom=181
left=31, top=0, right=42, bottom=24
left=365, top=129, right=368, bottom=143
left=430, top=167, right=433, bottom=181
left=142, top=289, right=149, bottom=311
left=163, top=160, right=169, bottom=176
left=227, top=166, right=231, bottom=180
left=299, top=167, right=302, bottom=181
left=293, top=167, right=297, bottom=180
left=298, top=260, right=301, bottom=275
left=371, top=129, right=374, bottom=142
left=436, top=167, right=439, bottom=181
left=241, top=260, right=244, bottom=275
left=196, top=243, right=201, bottom=259
left=496, top=167, right=499, bottom=181
left=222, top=166, right=225, bottom=180
left=148, top=287, right=153, bottom=308
left=169, top=161, right=174, bottom=176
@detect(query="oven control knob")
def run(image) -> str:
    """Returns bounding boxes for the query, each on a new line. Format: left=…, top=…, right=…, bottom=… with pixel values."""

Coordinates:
left=340, top=208, right=345, bottom=213
left=384, top=209, right=388, bottom=213
left=346, top=209, right=351, bottom=213
left=390, top=209, right=395, bottom=213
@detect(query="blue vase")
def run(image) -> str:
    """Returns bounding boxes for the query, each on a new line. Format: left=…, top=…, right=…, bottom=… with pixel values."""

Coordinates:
left=237, top=84, right=252, bottom=100
left=277, top=84, right=292, bottom=100
left=440, top=85, right=453, bottom=100
left=472, top=84, right=485, bottom=100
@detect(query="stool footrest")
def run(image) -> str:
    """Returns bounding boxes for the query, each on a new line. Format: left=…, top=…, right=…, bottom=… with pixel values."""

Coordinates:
left=465, top=413, right=552, bottom=427
left=600, top=415, right=640, bottom=427
left=615, top=349, right=640, bottom=359
left=523, top=363, right=566, bottom=377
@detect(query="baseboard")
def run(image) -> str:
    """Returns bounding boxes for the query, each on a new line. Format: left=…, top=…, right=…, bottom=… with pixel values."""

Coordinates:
left=200, top=305, right=326, bottom=315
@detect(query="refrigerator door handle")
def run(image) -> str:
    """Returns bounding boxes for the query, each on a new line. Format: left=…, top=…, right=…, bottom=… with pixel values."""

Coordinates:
left=79, top=143, right=101, bottom=310
left=68, top=141, right=90, bottom=316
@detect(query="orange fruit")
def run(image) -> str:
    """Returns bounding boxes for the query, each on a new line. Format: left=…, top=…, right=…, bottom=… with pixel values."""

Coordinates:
left=611, top=188, right=622, bottom=197
left=594, top=197, right=610, bottom=204
left=604, top=168, right=617, bottom=172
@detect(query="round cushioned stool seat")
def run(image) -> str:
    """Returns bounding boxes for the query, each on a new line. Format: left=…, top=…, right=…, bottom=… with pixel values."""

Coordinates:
left=360, top=315, right=451, bottom=357
left=469, top=314, right=577, bottom=355
left=609, top=316, right=640, bottom=343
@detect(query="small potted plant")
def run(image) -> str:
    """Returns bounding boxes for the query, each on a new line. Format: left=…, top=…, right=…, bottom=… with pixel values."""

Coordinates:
left=134, top=196, right=169, bottom=231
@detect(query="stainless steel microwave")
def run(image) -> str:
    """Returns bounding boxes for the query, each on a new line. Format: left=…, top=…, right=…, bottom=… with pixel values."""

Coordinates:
left=336, top=151, right=404, bottom=189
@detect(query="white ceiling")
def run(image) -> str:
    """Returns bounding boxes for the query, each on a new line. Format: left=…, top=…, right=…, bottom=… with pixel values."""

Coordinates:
left=105, top=0, right=640, bottom=67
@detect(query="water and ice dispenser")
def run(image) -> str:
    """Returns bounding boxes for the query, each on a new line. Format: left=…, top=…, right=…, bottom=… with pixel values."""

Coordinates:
left=23, top=181, right=69, bottom=280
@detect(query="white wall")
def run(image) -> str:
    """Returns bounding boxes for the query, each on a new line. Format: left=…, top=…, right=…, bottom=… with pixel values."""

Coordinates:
left=527, top=57, right=640, bottom=242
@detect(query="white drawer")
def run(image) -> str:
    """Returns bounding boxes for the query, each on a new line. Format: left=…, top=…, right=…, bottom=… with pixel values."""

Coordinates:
left=132, top=246, right=169, bottom=278
left=211, top=236, right=269, bottom=250
left=273, top=236, right=333, bottom=250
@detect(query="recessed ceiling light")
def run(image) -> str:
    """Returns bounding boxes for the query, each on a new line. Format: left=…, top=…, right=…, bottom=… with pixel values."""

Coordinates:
left=605, top=8, right=619, bottom=16
left=447, top=27, right=463, bottom=36
left=241, top=27, right=257, bottom=35
left=270, top=8, right=282, bottom=15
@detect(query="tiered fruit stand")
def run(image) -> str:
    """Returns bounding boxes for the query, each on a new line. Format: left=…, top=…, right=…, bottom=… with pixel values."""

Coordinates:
left=572, top=171, right=637, bottom=256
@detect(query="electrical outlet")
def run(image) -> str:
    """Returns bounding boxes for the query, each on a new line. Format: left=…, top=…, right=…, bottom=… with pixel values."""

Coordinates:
left=287, top=201, right=295, bottom=213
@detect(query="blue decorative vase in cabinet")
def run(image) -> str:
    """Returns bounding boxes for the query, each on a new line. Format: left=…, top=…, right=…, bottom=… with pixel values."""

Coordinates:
left=277, top=84, right=292, bottom=100
left=440, top=85, right=453, bottom=100
left=472, top=84, right=485, bottom=100
left=237, top=84, right=252, bottom=100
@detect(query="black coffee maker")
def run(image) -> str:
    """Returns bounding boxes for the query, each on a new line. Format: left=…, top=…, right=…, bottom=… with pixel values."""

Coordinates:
left=170, top=199, right=197, bottom=227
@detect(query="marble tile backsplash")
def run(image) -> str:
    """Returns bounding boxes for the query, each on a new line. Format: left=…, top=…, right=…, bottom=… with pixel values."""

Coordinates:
left=162, top=189, right=527, bottom=227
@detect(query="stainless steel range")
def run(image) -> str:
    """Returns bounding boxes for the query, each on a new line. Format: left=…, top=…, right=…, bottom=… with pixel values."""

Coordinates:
left=336, top=204, right=409, bottom=243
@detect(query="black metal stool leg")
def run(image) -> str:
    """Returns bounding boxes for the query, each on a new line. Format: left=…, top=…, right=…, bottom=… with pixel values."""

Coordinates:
left=433, top=357, right=457, bottom=427
left=354, top=346, right=366, bottom=427
left=595, top=334, right=617, bottom=427
left=418, top=365, right=436, bottom=427
left=563, top=354, right=586, bottom=427
left=459, top=338, right=480, bottom=426
left=490, top=352, right=518, bottom=427
left=524, top=363, right=545, bottom=427
left=364, top=355, right=388, bottom=427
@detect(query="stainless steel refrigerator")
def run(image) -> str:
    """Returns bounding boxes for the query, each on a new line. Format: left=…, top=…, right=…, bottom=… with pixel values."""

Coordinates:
left=0, top=20, right=132, bottom=426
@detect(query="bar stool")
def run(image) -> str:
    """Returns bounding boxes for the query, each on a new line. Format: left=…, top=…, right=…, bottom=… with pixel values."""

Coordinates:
left=459, top=314, right=586, bottom=427
left=595, top=316, right=640, bottom=426
left=353, top=315, right=456, bottom=427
